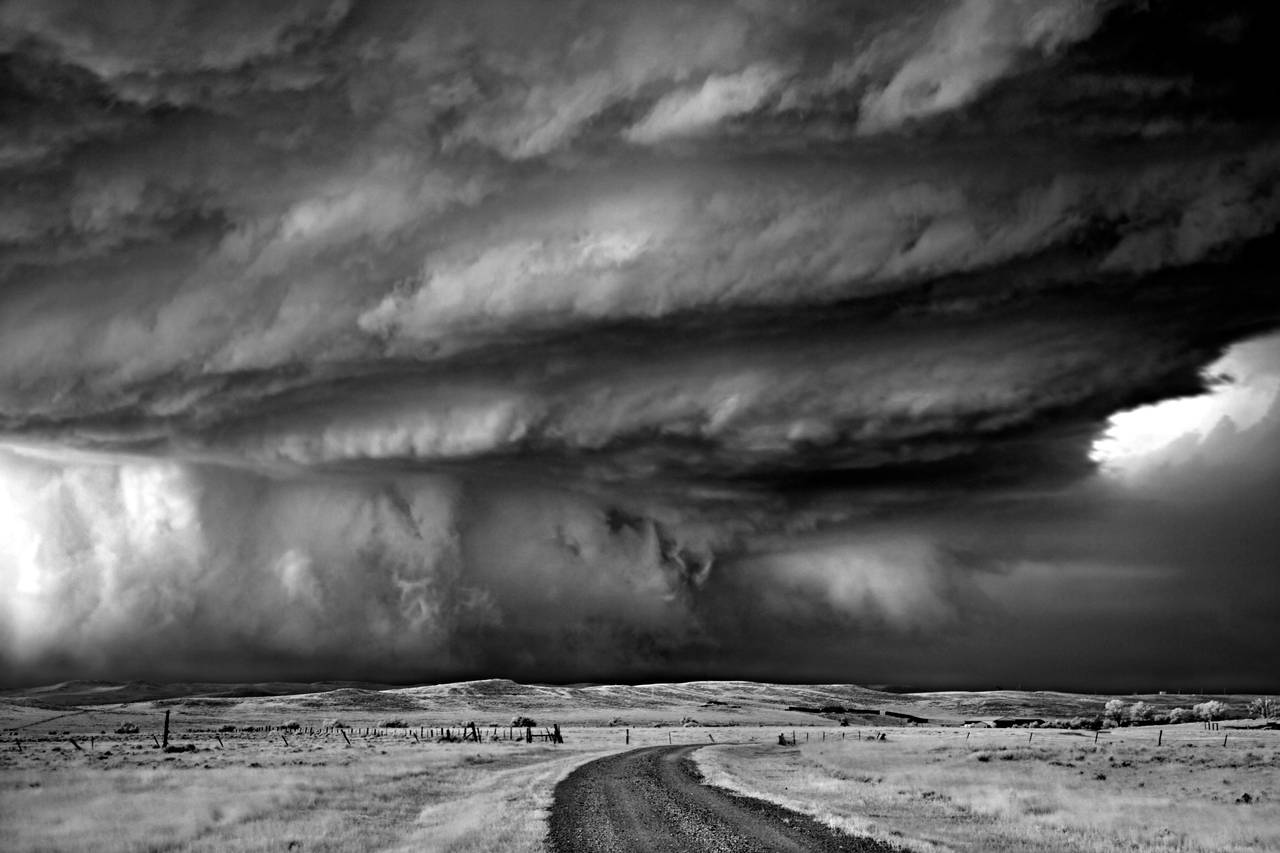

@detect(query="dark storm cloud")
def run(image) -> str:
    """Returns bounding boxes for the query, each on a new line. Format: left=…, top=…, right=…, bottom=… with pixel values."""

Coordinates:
left=1, top=0, right=1279, bottom=687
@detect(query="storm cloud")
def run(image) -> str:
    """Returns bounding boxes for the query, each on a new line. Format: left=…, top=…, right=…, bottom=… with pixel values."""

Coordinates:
left=1, top=0, right=1279, bottom=688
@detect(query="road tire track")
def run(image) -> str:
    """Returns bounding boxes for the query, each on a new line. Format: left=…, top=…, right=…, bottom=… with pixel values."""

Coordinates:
left=547, top=744, right=902, bottom=853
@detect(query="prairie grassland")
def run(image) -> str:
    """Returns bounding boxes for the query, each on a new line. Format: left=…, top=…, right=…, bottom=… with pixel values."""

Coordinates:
left=696, top=725, right=1280, bottom=852
left=0, top=724, right=774, bottom=852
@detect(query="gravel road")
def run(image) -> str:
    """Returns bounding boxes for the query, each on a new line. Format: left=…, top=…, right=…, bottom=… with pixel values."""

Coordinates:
left=547, top=744, right=902, bottom=853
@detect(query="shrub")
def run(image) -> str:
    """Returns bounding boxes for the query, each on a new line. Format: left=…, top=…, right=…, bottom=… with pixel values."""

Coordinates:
left=1248, top=698, right=1277, bottom=719
left=282, top=720, right=301, bottom=730
left=1194, top=700, right=1228, bottom=721
left=510, top=716, right=537, bottom=728
left=380, top=718, right=408, bottom=728
left=114, top=723, right=139, bottom=734
left=1128, top=701, right=1154, bottom=723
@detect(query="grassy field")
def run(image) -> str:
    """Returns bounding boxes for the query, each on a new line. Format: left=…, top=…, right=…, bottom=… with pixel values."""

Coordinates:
left=696, top=725, right=1280, bottom=852
left=3, top=681, right=1276, bottom=851
left=0, top=717, right=788, bottom=852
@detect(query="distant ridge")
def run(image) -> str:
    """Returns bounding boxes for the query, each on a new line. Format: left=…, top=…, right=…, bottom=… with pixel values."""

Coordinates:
left=0, top=679, right=1260, bottom=721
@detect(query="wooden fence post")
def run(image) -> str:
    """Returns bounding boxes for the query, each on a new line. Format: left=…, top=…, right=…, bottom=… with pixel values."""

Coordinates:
left=625, top=728, right=630, bottom=745
left=341, top=729, right=351, bottom=746
left=1157, top=730, right=1162, bottom=746
left=525, top=725, right=532, bottom=743
left=162, top=710, right=170, bottom=750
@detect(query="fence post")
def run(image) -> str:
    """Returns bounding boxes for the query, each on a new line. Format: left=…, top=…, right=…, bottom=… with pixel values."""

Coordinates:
left=162, top=710, right=170, bottom=750
left=626, top=728, right=630, bottom=745
left=341, top=729, right=351, bottom=746
left=526, top=725, right=532, bottom=743
left=1157, top=730, right=1162, bottom=746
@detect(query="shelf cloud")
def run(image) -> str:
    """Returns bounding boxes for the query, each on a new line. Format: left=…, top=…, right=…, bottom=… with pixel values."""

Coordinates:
left=1, top=0, right=1279, bottom=689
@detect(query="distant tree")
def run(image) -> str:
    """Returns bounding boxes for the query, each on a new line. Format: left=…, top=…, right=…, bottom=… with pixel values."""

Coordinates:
left=1247, top=698, right=1277, bottom=719
left=1103, top=699, right=1127, bottom=725
left=1128, top=701, right=1154, bottom=723
left=1168, top=707, right=1194, bottom=724
left=1193, top=700, right=1228, bottom=721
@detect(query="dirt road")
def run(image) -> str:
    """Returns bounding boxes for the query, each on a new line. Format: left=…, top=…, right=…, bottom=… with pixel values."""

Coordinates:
left=547, top=744, right=901, bottom=852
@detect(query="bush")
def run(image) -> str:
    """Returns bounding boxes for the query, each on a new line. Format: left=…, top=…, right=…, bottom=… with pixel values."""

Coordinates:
left=1194, top=700, right=1228, bottom=721
left=218, top=724, right=237, bottom=732
left=114, top=723, right=139, bottom=734
left=282, top=720, right=301, bottom=730
left=1248, top=698, right=1277, bottom=719
left=322, top=719, right=347, bottom=729
left=380, top=718, right=408, bottom=728
left=510, top=716, right=537, bottom=728
left=1168, top=707, right=1194, bottom=724
left=1129, top=701, right=1154, bottom=723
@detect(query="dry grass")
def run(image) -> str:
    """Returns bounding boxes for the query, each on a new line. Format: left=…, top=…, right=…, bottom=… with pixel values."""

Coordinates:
left=696, top=725, right=1280, bottom=853
left=0, top=734, right=625, bottom=852
left=0, top=723, right=782, bottom=851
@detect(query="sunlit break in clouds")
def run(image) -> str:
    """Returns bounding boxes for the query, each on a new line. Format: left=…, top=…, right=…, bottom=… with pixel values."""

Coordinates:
left=1, top=0, right=1280, bottom=691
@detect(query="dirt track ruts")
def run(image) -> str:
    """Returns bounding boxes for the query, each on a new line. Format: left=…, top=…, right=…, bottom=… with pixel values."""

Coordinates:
left=547, top=744, right=902, bottom=853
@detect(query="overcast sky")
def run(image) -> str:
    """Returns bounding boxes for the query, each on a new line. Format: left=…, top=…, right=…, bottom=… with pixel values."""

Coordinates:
left=1, top=0, right=1279, bottom=690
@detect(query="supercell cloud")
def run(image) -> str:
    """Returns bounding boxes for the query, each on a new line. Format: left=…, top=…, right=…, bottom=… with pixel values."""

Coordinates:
left=1, top=0, right=1279, bottom=688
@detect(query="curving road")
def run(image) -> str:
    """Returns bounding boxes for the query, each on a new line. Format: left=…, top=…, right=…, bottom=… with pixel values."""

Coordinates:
left=547, top=744, right=901, bottom=853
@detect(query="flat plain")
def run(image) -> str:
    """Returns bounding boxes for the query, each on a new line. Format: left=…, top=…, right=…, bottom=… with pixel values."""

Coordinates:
left=1, top=680, right=1276, bottom=852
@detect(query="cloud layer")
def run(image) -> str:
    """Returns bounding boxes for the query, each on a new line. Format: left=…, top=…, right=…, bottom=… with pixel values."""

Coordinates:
left=1, top=0, right=1279, bottom=687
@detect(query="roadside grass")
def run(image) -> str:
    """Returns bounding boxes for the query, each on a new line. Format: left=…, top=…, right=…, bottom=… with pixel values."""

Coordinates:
left=0, top=738, right=617, bottom=852
left=0, top=725, right=772, bottom=851
left=696, top=726, right=1280, bottom=853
